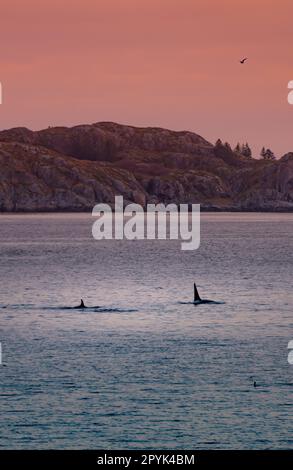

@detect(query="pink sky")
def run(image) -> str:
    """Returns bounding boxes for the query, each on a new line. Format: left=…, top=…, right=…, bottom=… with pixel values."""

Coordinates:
left=0, top=0, right=292, bottom=156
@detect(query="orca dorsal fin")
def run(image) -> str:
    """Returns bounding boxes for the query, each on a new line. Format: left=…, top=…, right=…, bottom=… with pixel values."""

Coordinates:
left=194, top=283, right=201, bottom=302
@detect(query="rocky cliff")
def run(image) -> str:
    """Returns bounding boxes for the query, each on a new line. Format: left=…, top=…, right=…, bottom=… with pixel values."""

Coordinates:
left=0, top=122, right=292, bottom=211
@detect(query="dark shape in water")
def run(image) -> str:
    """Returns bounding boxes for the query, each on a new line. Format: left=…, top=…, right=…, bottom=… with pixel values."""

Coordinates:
left=194, top=283, right=201, bottom=302
left=75, top=299, right=86, bottom=309
left=193, top=283, right=221, bottom=305
left=71, top=299, right=103, bottom=310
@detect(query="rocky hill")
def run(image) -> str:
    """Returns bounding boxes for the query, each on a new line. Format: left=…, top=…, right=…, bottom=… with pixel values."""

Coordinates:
left=0, top=122, right=292, bottom=211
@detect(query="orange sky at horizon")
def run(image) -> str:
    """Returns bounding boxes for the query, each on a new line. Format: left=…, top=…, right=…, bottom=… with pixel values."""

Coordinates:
left=0, top=0, right=292, bottom=157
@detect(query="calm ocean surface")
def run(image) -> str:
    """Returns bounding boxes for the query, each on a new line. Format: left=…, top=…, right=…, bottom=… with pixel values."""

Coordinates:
left=0, top=213, right=292, bottom=449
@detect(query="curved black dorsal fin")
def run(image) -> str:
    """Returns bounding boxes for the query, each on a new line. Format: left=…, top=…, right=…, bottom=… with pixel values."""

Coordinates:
left=194, top=283, right=201, bottom=302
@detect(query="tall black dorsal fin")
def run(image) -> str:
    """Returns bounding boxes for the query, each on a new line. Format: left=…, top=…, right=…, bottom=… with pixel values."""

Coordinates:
left=194, top=283, right=201, bottom=302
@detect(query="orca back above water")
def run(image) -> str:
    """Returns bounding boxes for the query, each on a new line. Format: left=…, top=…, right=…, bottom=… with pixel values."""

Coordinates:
left=194, top=283, right=201, bottom=302
left=74, top=299, right=86, bottom=309
left=73, top=299, right=102, bottom=309
left=193, top=283, right=223, bottom=305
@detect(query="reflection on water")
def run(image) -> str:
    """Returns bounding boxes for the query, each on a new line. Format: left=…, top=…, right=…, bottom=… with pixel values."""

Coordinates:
left=0, top=213, right=292, bottom=449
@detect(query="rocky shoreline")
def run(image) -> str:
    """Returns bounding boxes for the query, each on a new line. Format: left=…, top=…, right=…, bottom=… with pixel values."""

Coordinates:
left=0, top=122, right=292, bottom=212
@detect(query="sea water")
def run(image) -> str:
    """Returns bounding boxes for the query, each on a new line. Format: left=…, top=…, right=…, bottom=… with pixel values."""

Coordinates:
left=0, top=213, right=292, bottom=449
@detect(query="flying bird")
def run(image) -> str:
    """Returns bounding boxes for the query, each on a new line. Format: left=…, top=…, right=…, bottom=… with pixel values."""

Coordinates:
left=240, top=57, right=248, bottom=64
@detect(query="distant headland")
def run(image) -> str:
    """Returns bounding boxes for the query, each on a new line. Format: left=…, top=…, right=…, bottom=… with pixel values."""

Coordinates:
left=0, top=122, right=292, bottom=212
